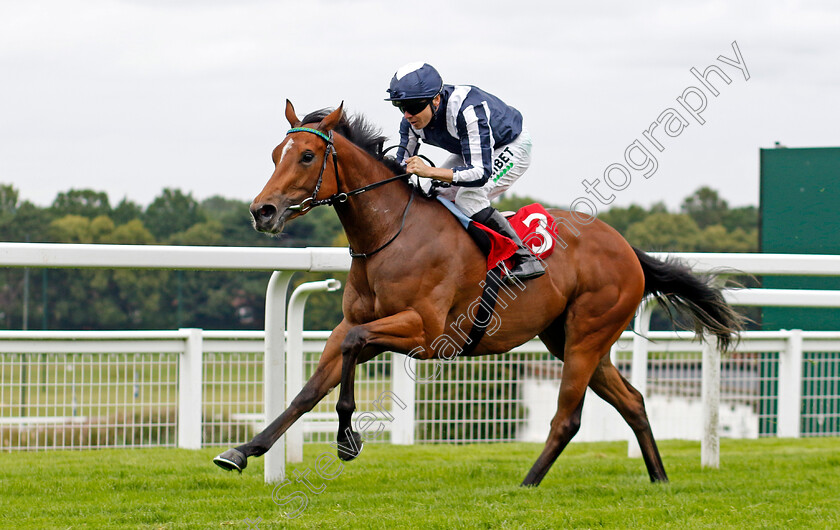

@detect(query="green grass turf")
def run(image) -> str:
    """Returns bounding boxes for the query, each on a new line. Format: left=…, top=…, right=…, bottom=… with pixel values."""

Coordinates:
left=1, top=438, right=838, bottom=529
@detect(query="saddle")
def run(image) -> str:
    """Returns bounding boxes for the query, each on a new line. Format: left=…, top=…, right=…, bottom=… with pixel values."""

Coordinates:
left=436, top=198, right=559, bottom=271
left=436, top=197, right=559, bottom=355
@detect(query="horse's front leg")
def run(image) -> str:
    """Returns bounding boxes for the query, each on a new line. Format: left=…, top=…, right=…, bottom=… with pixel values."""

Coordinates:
left=335, top=310, right=425, bottom=461
left=213, top=321, right=351, bottom=473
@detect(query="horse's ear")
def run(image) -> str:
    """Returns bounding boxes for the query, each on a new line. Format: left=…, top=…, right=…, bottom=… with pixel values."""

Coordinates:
left=317, top=102, right=344, bottom=132
left=285, top=99, right=301, bottom=127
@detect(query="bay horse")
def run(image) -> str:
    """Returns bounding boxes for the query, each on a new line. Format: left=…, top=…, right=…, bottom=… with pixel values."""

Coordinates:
left=214, top=101, right=742, bottom=487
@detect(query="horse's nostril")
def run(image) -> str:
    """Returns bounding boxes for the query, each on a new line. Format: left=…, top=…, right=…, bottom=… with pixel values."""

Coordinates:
left=257, top=204, right=276, bottom=220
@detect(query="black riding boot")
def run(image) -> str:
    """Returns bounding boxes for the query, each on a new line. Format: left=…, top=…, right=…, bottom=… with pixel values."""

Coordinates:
left=471, top=207, right=545, bottom=282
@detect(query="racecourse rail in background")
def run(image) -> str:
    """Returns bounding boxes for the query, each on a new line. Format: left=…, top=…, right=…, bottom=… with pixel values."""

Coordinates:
left=0, top=328, right=411, bottom=452
left=1, top=329, right=838, bottom=450
left=0, top=242, right=352, bottom=272
left=1, top=244, right=839, bottom=471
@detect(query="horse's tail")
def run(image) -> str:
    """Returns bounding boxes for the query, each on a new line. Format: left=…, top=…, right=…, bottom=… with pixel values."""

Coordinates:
left=633, top=247, right=743, bottom=352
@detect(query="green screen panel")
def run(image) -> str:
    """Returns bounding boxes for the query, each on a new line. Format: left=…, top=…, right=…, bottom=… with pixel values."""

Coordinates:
left=760, top=147, right=840, bottom=331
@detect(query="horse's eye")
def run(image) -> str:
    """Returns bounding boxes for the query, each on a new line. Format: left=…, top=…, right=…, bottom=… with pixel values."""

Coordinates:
left=301, top=151, right=315, bottom=164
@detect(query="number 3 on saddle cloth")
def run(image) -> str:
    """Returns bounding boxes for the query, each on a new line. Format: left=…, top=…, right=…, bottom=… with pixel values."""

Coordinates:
left=436, top=198, right=559, bottom=355
left=436, top=198, right=559, bottom=271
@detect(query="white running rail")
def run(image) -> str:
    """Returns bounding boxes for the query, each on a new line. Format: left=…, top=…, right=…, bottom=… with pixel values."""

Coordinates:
left=2, top=244, right=840, bottom=479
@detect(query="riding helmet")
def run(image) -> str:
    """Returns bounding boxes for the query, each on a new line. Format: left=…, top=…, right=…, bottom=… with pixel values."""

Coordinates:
left=385, top=62, right=443, bottom=101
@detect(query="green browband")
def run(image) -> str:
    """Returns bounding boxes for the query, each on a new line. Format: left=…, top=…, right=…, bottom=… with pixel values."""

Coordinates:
left=287, top=127, right=332, bottom=143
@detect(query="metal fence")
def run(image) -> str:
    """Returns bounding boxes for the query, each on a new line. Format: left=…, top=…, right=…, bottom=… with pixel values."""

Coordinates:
left=2, top=329, right=838, bottom=452
left=0, top=332, right=183, bottom=450
left=2, top=245, right=840, bottom=480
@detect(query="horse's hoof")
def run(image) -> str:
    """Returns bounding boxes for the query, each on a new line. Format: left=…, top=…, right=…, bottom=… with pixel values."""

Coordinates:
left=336, top=431, right=364, bottom=462
left=214, top=448, right=247, bottom=473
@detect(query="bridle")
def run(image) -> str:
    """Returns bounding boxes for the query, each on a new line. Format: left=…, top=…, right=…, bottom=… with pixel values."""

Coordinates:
left=285, top=127, right=343, bottom=214
left=286, top=127, right=415, bottom=214
left=283, top=126, right=416, bottom=258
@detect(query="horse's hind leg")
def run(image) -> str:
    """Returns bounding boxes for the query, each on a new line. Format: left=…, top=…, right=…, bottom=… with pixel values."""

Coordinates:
left=521, top=336, right=600, bottom=486
left=589, top=356, right=668, bottom=482
left=523, top=285, right=642, bottom=487
left=522, top=316, right=609, bottom=487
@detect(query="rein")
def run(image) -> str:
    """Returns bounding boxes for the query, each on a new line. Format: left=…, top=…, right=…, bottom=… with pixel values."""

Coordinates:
left=284, top=126, right=415, bottom=259
left=349, top=193, right=414, bottom=259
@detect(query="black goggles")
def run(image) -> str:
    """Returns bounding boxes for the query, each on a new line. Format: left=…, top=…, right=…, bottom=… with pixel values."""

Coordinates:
left=392, top=98, right=431, bottom=115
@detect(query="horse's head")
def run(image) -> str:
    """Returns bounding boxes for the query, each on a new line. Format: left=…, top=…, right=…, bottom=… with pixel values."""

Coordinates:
left=250, top=100, right=344, bottom=234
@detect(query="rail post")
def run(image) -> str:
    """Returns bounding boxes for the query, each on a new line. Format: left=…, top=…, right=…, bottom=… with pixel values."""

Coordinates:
left=701, top=333, right=721, bottom=468
left=390, top=354, right=416, bottom=445
left=777, top=329, right=803, bottom=438
left=263, top=271, right=296, bottom=484
left=628, top=301, right=651, bottom=458
left=286, top=279, right=342, bottom=463
left=178, top=328, right=203, bottom=449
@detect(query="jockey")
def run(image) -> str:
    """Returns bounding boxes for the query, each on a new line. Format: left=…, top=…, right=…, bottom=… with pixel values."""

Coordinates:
left=386, top=61, right=545, bottom=282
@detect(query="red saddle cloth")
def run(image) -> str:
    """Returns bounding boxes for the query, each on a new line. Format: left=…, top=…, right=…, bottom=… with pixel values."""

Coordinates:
left=474, top=203, right=559, bottom=271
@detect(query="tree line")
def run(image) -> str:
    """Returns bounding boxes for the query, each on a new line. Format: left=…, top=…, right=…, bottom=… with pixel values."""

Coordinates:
left=1, top=184, right=756, bottom=331
left=495, top=186, right=757, bottom=253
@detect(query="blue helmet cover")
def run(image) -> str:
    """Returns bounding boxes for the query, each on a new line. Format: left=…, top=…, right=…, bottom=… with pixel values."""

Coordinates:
left=386, top=62, right=443, bottom=101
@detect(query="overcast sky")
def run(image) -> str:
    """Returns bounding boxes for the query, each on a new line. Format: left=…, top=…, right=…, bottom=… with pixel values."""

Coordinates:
left=1, top=0, right=838, bottom=213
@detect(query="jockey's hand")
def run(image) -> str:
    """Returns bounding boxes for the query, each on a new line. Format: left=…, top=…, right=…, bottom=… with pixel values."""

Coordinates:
left=406, top=157, right=454, bottom=183
left=405, top=156, right=433, bottom=178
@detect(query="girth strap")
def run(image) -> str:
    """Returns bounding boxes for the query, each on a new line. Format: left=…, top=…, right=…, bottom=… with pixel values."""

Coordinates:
left=459, top=265, right=504, bottom=357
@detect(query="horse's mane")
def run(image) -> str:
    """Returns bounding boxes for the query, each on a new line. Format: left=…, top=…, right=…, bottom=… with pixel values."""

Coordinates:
left=301, top=108, right=403, bottom=175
